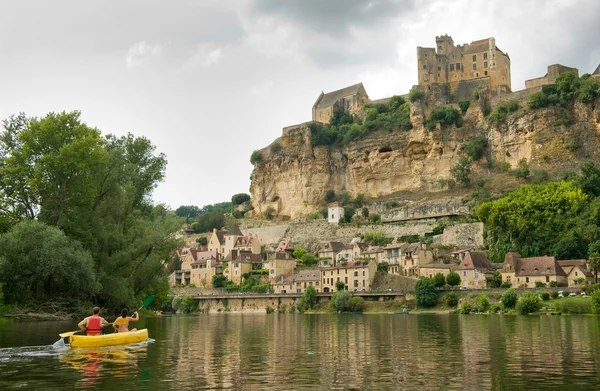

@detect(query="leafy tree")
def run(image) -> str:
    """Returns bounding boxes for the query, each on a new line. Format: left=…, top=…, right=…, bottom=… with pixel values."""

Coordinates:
left=175, top=205, right=201, bottom=220
left=293, top=247, right=307, bottom=260
left=464, top=134, right=487, bottom=161
left=415, top=277, right=437, bottom=308
left=458, top=101, right=471, bottom=113
left=342, top=207, right=355, bottom=223
left=192, top=212, right=225, bottom=233
left=212, top=275, right=227, bottom=288
left=302, top=285, right=317, bottom=309
left=490, top=270, right=502, bottom=288
left=444, top=292, right=459, bottom=307
left=335, top=280, right=345, bottom=292
left=348, top=296, right=365, bottom=312
left=354, top=194, right=366, bottom=208
left=591, top=289, right=600, bottom=314
left=171, top=296, right=182, bottom=311
left=369, top=214, right=382, bottom=224
left=250, top=150, right=263, bottom=165
left=446, top=272, right=461, bottom=287
left=325, top=189, right=336, bottom=202
left=516, top=292, right=541, bottom=315
left=0, top=220, right=97, bottom=303
left=300, top=253, right=318, bottom=267
left=388, top=95, right=406, bottom=110
left=377, top=262, right=389, bottom=274
left=487, top=100, right=520, bottom=128
left=476, top=294, right=490, bottom=312
left=432, top=273, right=446, bottom=289
left=577, top=161, right=600, bottom=197
left=330, top=290, right=352, bottom=312
left=408, top=86, right=425, bottom=102
left=362, top=207, right=369, bottom=219
left=501, top=288, right=518, bottom=308
left=180, top=295, right=196, bottom=313
left=196, top=236, right=208, bottom=246
left=425, top=106, right=462, bottom=130
left=363, top=231, right=393, bottom=246
left=588, top=253, right=600, bottom=283
left=451, top=156, right=472, bottom=186
left=231, top=193, right=251, bottom=205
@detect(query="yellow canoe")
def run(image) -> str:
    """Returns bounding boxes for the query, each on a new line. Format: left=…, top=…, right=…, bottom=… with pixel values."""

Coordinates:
left=69, top=329, right=149, bottom=348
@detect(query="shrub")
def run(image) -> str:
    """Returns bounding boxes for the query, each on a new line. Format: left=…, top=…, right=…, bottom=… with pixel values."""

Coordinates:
left=535, top=281, right=546, bottom=288
left=432, top=273, right=446, bottom=289
left=425, top=106, right=462, bottom=130
left=377, top=262, right=389, bottom=274
left=444, top=292, right=459, bottom=307
left=270, top=142, right=282, bottom=154
left=264, top=206, right=275, bottom=220
left=532, top=169, right=549, bottom=184
left=354, top=194, right=366, bottom=207
left=330, top=291, right=352, bottom=312
left=540, top=292, right=550, bottom=301
left=451, top=156, right=472, bottom=186
left=516, top=292, right=541, bottom=315
left=325, top=189, right=336, bottom=202
left=336, top=280, right=345, bottom=292
left=231, top=193, right=251, bottom=205
left=464, top=134, right=487, bottom=161
left=171, top=296, right=182, bottom=311
left=302, top=285, right=317, bottom=309
left=389, top=95, right=406, bottom=110
left=499, top=162, right=511, bottom=172
left=363, top=231, right=393, bottom=246
left=457, top=301, right=473, bottom=314
left=348, top=296, right=365, bottom=312
left=513, top=158, right=530, bottom=179
left=212, top=275, right=227, bottom=288
left=250, top=150, right=263, bottom=165
left=551, top=290, right=559, bottom=299
left=369, top=214, right=382, bottom=224
left=181, top=295, right=196, bottom=314
left=549, top=281, right=558, bottom=288
left=476, top=294, right=490, bottom=312
left=342, top=207, right=355, bottom=223
left=473, top=87, right=484, bottom=100
left=265, top=305, right=275, bottom=314
left=446, top=272, right=461, bottom=287
left=300, top=253, right=318, bottom=267
left=555, top=297, right=592, bottom=314
left=458, top=100, right=471, bottom=114
left=415, top=277, right=438, bottom=308
left=409, top=86, right=425, bottom=102
left=487, top=100, right=520, bottom=128
left=501, top=288, right=518, bottom=308
left=592, top=289, right=600, bottom=314
left=501, top=282, right=512, bottom=288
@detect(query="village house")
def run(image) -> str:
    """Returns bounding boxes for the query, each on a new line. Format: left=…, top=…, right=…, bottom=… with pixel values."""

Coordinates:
left=419, top=263, right=456, bottom=279
left=383, top=243, right=405, bottom=274
left=328, top=206, right=345, bottom=224
left=274, top=239, right=295, bottom=257
left=318, top=241, right=345, bottom=267
left=169, top=247, right=219, bottom=287
left=557, top=260, right=594, bottom=287
left=312, top=83, right=369, bottom=124
left=190, top=256, right=222, bottom=288
left=455, top=251, right=494, bottom=289
left=320, top=261, right=377, bottom=293
left=384, top=242, right=433, bottom=277
left=274, top=269, right=321, bottom=294
left=502, top=253, right=567, bottom=288
left=593, top=64, right=600, bottom=80
left=336, top=245, right=354, bottom=263
left=207, top=228, right=226, bottom=259
left=352, top=242, right=370, bottom=260
left=264, top=255, right=297, bottom=282
left=361, top=246, right=386, bottom=264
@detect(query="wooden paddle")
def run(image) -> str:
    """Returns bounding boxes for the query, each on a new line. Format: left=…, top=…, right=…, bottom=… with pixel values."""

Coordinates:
left=57, top=296, right=155, bottom=340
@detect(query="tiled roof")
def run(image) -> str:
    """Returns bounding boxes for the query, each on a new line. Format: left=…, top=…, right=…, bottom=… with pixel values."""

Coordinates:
left=404, top=243, right=421, bottom=254
left=321, top=261, right=371, bottom=270
left=557, top=260, right=587, bottom=267
left=505, top=253, right=567, bottom=277
left=385, top=242, right=408, bottom=250
left=456, top=252, right=492, bottom=271
left=275, top=239, right=294, bottom=253
left=211, top=229, right=226, bottom=244
left=593, top=64, right=600, bottom=75
left=420, top=263, right=455, bottom=270
left=276, top=269, right=320, bottom=284
left=354, top=242, right=369, bottom=251
left=234, top=236, right=259, bottom=247
left=314, top=83, right=364, bottom=109
left=319, top=241, right=345, bottom=254
left=226, top=223, right=243, bottom=237
left=363, top=246, right=384, bottom=254
left=190, top=249, right=218, bottom=262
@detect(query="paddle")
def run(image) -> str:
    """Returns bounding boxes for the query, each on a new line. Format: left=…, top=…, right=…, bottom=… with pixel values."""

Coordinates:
left=56, top=296, right=155, bottom=341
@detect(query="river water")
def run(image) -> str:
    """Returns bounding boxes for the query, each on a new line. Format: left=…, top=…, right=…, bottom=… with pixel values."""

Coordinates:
left=0, top=313, right=599, bottom=390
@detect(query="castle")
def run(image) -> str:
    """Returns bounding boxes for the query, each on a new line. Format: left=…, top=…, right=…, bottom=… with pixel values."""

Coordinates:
left=417, top=34, right=512, bottom=101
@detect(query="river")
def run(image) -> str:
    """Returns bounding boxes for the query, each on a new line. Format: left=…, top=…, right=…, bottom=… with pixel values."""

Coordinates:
left=0, top=313, right=599, bottom=390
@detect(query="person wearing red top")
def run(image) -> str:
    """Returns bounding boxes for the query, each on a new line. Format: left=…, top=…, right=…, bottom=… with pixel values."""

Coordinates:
left=78, top=307, right=109, bottom=335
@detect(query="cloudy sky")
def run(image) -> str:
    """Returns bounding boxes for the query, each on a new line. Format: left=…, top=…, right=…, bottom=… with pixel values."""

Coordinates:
left=1, top=0, right=598, bottom=210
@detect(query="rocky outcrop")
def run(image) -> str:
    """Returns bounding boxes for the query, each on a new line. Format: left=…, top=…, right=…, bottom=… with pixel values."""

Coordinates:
left=250, top=94, right=600, bottom=218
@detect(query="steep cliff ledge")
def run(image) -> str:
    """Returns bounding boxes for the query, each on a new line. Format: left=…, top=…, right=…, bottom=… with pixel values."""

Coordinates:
left=250, top=91, right=600, bottom=219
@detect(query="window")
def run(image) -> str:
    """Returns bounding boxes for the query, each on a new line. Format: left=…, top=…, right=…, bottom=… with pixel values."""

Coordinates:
left=526, top=277, right=529, bottom=283
left=546, top=276, right=550, bottom=282
left=270, top=269, right=275, bottom=274
left=354, top=280, right=359, bottom=287
left=484, top=71, right=488, bottom=76
left=345, top=277, right=348, bottom=284
left=354, top=271, right=358, bottom=277
left=484, top=61, right=488, bottom=68
left=450, top=64, right=454, bottom=71
left=331, top=214, right=334, bottom=219
left=484, top=53, right=488, bottom=60
left=473, top=64, right=477, bottom=70
left=575, top=271, right=578, bottom=276
left=363, top=271, right=365, bottom=276
left=462, top=271, right=467, bottom=277
left=472, top=55, right=476, bottom=61
left=476, top=73, right=479, bottom=77
left=456, top=63, right=460, bottom=70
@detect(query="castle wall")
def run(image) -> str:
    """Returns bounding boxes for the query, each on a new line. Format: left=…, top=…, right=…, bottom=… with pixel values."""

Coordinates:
left=453, top=77, right=491, bottom=102
left=525, top=64, right=579, bottom=89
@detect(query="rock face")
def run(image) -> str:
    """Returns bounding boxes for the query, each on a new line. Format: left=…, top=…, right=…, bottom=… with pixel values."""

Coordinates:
left=250, top=95, right=600, bottom=218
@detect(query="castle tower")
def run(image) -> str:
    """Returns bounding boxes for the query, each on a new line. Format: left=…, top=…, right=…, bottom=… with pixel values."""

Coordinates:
left=435, top=34, right=454, bottom=55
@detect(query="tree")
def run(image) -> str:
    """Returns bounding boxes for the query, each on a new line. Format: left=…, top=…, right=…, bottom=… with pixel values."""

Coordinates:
left=476, top=294, right=490, bottom=312
left=446, top=272, right=461, bottom=287
left=408, top=86, right=425, bottom=102
left=363, top=231, right=393, bottom=246
left=335, top=280, right=345, bottom=291
left=301, top=253, right=318, bottom=267
left=231, top=193, right=251, bottom=205
left=362, top=207, right=369, bottom=219
left=354, top=194, right=366, bottom=208
left=432, top=273, right=446, bottom=289
left=250, top=150, right=263, bottom=165
left=325, top=190, right=336, bottom=202
left=577, top=161, right=600, bottom=197
left=377, top=262, right=389, bottom=274
left=588, top=253, right=600, bottom=283
left=212, top=275, right=227, bottom=288
left=591, top=289, right=600, bottom=314
left=196, top=237, right=208, bottom=246
left=451, top=156, right=472, bottom=186
left=330, top=291, right=352, bottom=312
left=180, top=295, right=196, bottom=313
left=175, top=205, right=201, bottom=220
left=516, top=292, right=541, bottom=315
left=501, top=288, right=518, bottom=308
left=490, top=270, right=502, bottom=288
left=444, top=292, right=459, bottom=307
left=342, top=207, right=355, bottom=223
left=464, top=134, right=487, bottom=161
left=303, top=285, right=317, bottom=309
left=348, top=296, right=365, bottom=312
left=293, top=247, right=307, bottom=260
left=415, top=277, right=437, bottom=308
left=0, top=220, right=97, bottom=303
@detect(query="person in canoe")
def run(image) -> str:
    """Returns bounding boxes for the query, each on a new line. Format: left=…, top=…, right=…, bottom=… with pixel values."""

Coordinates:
left=112, top=308, right=139, bottom=333
left=78, top=307, right=109, bottom=335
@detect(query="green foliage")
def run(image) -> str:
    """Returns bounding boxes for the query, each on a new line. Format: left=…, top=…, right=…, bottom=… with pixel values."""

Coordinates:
left=535, top=281, right=546, bottom=288
left=302, top=285, right=317, bottom=309
left=171, top=296, right=182, bottom=311
left=528, top=73, right=599, bottom=109
left=265, top=305, right=274, bottom=314
left=300, top=253, right=318, bottom=267
left=540, top=292, right=550, bottom=301
left=196, top=236, right=208, bottom=246
left=464, top=134, right=487, bottom=161
left=264, top=206, right=275, bottom=220
left=432, top=273, right=446, bottom=289
left=473, top=87, right=484, bottom=100
left=476, top=181, right=588, bottom=262
left=592, top=289, right=600, bottom=314
left=377, top=262, right=389, bottom=273
left=501, top=288, right=518, bottom=308
left=457, top=301, right=473, bottom=314
left=490, top=270, right=502, bottom=288
left=498, top=162, right=511, bottom=172
left=487, top=100, right=520, bottom=128
left=369, top=214, right=382, bottom=224
left=250, top=150, right=263, bottom=165
left=415, top=277, right=437, bottom=308
left=354, top=194, right=366, bottom=208
left=555, top=297, right=592, bottom=314
left=270, top=142, right=282, bottom=154
left=330, top=290, right=351, bottom=312
left=342, top=207, right=355, bottom=223
left=231, top=193, right=251, bottom=205
left=451, top=156, right=472, bottom=186
left=293, top=247, right=307, bottom=260
left=180, top=295, right=196, bottom=314
left=325, top=189, right=336, bottom=202
left=388, top=95, right=406, bottom=110
left=551, top=290, right=559, bottom=299
left=408, top=86, right=425, bottom=102
left=175, top=205, right=201, bottom=219
left=335, top=280, right=345, bottom=291
left=425, top=106, right=462, bottom=130
left=549, top=280, right=559, bottom=288
left=363, top=231, right=393, bottom=246
left=192, top=212, right=226, bottom=233
left=446, top=271, right=461, bottom=287
left=444, top=292, right=459, bottom=307
left=513, top=158, right=530, bottom=179
left=476, top=294, right=490, bottom=312
left=532, top=169, right=549, bottom=184
left=516, top=292, right=541, bottom=314
left=212, top=275, right=227, bottom=288
left=458, top=100, right=471, bottom=114
left=348, top=296, right=365, bottom=312
left=577, top=161, right=600, bottom=197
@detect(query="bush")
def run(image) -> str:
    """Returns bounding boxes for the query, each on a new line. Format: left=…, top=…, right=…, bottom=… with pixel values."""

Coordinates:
left=212, top=275, right=227, bottom=288
left=264, top=206, right=275, bottom=220
left=446, top=272, right=461, bottom=287
left=363, top=231, right=393, bottom=246
left=540, top=292, right=550, bottom=301
left=532, top=169, right=549, bottom=184
left=473, top=87, right=484, bottom=100
left=336, top=280, right=345, bottom=292
left=487, top=100, right=520, bottom=128
left=499, top=162, right=511, bottom=172
left=425, top=106, right=462, bottom=130
left=377, top=262, right=389, bottom=274
left=369, top=214, right=382, bottom=224
left=516, top=292, right=541, bottom=315
left=196, top=236, right=208, bottom=246
left=444, top=292, right=459, bottom=307
left=513, top=158, right=530, bottom=179
left=415, top=277, right=438, bottom=308
left=592, top=289, right=600, bottom=314
left=457, top=301, right=473, bottom=314
left=555, top=297, right=592, bottom=314
left=551, top=290, right=559, bottom=299
left=451, top=156, right=472, bottom=186
left=231, top=193, right=251, bottom=205
left=432, top=273, right=446, bottom=289
left=476, top=294, right=490, bottom=312
left=464, top=134, right=487, bottom=161
left=535, top=281, right=546, bottom=288
left=302, top=285, right=317, bottom=309
left=181, top=295, right=196, bottom=314
left=270, top=142, right=282, bottom=154
left=330, top=291, right=352, bottom=312
left=171, top=296, right=182, bottom=311
left=549, top=281, right=558, bottom=288
left=342, top=207, right=355, bottom=223
left=409, top=86, right=425, bottom=102
left=348, top=296, right=365, bottom=312
left=354, top=194, right=366, bottom=208
left=501, top=288, right=518, bottom=308
left=325, top=189, right=336, bottom=202
left=250, top=150, right=263, bottom=165
left=458, top=100, right=471, bottom=114
left=501, top=282, right=512, bottom=288
left=265, top=305, right=275, bottom=314
left=489, top=304, right=501, bottom=313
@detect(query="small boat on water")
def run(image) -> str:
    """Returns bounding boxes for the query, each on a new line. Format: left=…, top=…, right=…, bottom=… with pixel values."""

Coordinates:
left=69, top=329, right=149, bottom=348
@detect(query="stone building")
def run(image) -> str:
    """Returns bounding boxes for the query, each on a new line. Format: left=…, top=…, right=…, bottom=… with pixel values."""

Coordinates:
left=273, top=269, right=322, bottom=294
left=455, top=251, right=493, bottom=289
left=320, top=261, right=377, bottom=292
left=525, top=64, right=579, bottom=89
left=312, top=83, right=369, bottom=124
left=592, top=64, right=600, bottom=80
left=501, top=253, right=567, bottom=288
left=328, top=206, right=345, bottom=224
left=417, top=34, right=511, bottom=100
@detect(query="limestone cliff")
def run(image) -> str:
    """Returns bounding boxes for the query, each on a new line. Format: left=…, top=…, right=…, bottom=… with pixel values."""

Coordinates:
left=250, top=93, right=600, bottom=218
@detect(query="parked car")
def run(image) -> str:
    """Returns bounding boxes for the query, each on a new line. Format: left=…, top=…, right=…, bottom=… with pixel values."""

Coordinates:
left=558, top=291, right=564, bottom=298
left=569, top=292, right=577, bottom=297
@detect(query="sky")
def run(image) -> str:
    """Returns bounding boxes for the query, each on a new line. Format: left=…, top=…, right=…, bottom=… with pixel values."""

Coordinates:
left=1, top=0, right=599, bottom=210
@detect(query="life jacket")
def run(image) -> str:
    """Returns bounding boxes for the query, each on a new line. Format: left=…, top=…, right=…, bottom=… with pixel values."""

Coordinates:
left=86, top=316, right=102, bottom=335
